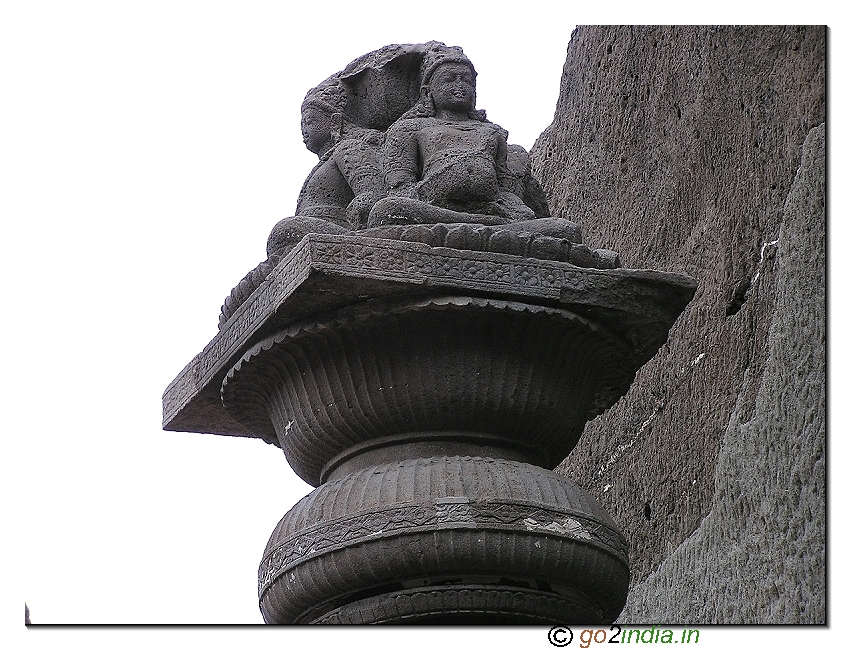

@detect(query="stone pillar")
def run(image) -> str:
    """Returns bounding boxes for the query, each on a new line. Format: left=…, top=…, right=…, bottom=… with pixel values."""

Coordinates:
left=163, top=232, right=695, bottom=623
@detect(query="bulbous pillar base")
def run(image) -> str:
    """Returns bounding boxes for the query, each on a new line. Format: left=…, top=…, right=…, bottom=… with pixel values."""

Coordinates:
left=313, top=584, right=600, bottom=624
left=258, top=456, right=629, bottom=624
left=163, top=233, right=697, bottom=624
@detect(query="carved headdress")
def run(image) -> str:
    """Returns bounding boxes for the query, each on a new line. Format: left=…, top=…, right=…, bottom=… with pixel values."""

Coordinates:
left=406, top=44, right=485, bottom=122
left=420, top=45, right=477, bottom=88
left=301, top=81, right=347, bottom=115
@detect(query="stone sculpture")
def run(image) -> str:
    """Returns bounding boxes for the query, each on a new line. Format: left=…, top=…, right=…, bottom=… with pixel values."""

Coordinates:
left=163, top=42, right=697, bottom=624
left=220, top=43, right=619, bottom=327
left=369, top=46, right=535, bottom=226
left=265, top=81, right=387, bottom=259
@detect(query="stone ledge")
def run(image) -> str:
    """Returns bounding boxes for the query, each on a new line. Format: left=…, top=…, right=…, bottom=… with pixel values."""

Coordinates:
left=163, top=233, right=696, bottom=442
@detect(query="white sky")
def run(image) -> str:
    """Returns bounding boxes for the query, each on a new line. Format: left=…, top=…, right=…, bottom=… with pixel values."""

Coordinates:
left=4, top=2, right=845, bottom=647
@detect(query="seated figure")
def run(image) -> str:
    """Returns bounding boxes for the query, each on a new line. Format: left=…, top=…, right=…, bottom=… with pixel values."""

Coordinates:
left=368, top=47, right=534, bottom=228
left=363, top=45, right=615, bottom=265
left=222, top=82, right=386, bottom=326
left=222, top=44, right=619, bottom=329
left=266, top=82, right=386, bottom=257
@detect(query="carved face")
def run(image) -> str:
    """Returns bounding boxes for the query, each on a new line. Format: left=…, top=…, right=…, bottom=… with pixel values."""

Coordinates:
left=429, top=63, right=476, bottom=113
left=301, top=107, right=333, bottom=154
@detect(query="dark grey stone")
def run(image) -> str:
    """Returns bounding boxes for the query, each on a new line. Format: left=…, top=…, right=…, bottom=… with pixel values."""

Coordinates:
left=531, top=26, right=825, bottom=623
left=165, top=234, right=695, bottom=445
left=163, top=41, right=698, bottom=624
left=219, top=42, right=613, bottom=328
left=259, top=457, right=629, bottom=623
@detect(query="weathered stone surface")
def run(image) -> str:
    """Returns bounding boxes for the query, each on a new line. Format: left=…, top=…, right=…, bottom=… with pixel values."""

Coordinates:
left=259, top=456, right=629, bottom=623
left=531, top=26, right=825, bottom=623
left=221, top=42, right=619, bottom=331
left=619, top=122, right=825, bottom=624
left=164, top=40, right=701, bottom=624
left=162, top=230, right=693, bottom=624
left=163, top=234, right=695, bottom=447
left=223, top=295, right=638, bottom=485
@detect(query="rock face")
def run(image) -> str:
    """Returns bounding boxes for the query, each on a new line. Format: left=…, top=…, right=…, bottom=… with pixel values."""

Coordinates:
left=531, top=26, right=825, bottom=623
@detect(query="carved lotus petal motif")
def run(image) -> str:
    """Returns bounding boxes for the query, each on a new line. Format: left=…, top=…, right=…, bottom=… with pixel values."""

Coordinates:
left=222, top=296, right=634, bottom=486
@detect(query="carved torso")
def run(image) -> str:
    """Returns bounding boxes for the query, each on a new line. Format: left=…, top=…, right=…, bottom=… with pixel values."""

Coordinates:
left=295, top=137, right=385, bottom=225
left=295, top=156, right=353, bottom=223
left=384, top=117, right=508, bottom=208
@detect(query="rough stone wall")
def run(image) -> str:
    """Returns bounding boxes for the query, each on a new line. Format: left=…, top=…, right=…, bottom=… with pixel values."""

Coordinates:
left=530, top=26, right=825, bottom=623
